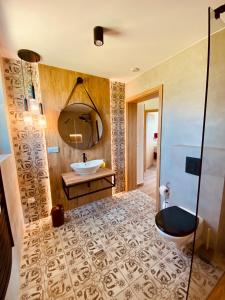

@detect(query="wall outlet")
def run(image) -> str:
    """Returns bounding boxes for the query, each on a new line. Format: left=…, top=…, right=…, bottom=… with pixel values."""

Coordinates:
left=48, top=146, right=60, bottom=153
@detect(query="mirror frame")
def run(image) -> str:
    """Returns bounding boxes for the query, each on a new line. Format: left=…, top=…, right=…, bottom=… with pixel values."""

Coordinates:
left=58, top=102, right=104, bottom=150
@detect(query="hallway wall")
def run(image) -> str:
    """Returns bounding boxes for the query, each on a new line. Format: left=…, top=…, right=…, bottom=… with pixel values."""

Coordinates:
left=145, top=112, right=158, bottom=169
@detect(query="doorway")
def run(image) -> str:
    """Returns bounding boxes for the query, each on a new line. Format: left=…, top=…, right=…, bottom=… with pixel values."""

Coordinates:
left=125, top=85, right=163, bottom=211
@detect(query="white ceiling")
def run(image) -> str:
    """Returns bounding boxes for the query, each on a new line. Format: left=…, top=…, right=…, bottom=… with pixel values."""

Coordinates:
left=0, top=0, right=224, bottom=82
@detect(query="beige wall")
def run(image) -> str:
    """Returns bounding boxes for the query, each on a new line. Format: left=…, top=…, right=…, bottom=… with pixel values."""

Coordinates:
left=0, top=58, right=24, bottom=299
left=145, top=112, right=158, bottom=169
left=126, top=28, right=225, bottom=250
left=137, top=103, right=144, bottom=184
left=126, top=35, right=210, bottom=243
left=126, top=36, right=207, bottom=213
left=144, top=97, right=159, bottom=110
left=1, top=155, right=25, bottom=300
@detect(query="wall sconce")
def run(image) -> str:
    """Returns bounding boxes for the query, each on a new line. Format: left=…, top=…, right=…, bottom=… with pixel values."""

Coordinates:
left=94, top=26, right=104, bottom=46
left=38, top=103, right=47, bottom=129
left=22, top=97, right=33, bottom=126
left=18, top=49, right=47, bottom=129
left=29, top=99, right=40, bottom=114
left=23, top=111, right=33, bottom=126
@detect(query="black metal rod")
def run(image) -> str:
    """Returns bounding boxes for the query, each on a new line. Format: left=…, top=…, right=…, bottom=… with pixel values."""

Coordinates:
left=62, top=174, right=115, bottom=200
left=186, top=6, right=211, bottom=299
left=39, top=103, right=44, bottom=114
left=24, top=98, right=29, bottom=111
left=31, top=83, right=35, bottom=99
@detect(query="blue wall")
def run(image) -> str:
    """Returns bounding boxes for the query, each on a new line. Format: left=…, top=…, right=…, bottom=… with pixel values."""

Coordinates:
left=0, top=70, right=11, bottom=154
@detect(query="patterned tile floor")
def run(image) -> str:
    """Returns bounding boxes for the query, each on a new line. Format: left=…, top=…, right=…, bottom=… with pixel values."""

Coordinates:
left=19, top=190, right=222, bottom=300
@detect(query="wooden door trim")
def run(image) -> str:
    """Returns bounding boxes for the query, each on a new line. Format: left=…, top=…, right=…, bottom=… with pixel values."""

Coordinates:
left=125, top=85, right=163, bottom=212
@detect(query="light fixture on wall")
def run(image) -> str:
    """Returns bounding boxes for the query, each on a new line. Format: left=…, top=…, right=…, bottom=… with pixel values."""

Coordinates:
left=94, top=26, right=104, bottom=46
left=38, top=103, right=47, bottom=129
left=18, top=49, right=47, bottom=129
left=69, top=134, right=83, bottom=144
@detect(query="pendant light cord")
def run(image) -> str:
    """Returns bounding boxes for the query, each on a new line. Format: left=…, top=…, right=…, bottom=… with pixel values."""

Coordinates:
left=20, top=60, right=26, bottom=99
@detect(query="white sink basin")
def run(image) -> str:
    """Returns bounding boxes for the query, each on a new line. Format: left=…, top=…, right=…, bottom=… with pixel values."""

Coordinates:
left=71, top=159, right=104, bottom=175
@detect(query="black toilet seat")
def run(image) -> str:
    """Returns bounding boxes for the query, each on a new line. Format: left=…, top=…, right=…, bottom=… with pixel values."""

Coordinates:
left=155, top=206, right=198, bottom=237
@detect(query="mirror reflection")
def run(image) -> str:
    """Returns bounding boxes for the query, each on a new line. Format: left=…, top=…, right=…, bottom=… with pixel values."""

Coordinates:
left=58, top=103, right=103, bottom=149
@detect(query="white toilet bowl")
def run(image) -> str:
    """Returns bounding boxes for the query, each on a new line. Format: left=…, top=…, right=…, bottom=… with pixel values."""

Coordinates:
left=155, top=206, right=204, bottom=248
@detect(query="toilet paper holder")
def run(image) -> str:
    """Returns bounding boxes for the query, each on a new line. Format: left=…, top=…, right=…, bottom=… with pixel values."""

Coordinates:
left=159, top=182, right=170, bottom=208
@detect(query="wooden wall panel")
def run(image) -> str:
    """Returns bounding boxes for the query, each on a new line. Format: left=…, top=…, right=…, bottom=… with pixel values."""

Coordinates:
left=38, top=64, right=111, bottom=211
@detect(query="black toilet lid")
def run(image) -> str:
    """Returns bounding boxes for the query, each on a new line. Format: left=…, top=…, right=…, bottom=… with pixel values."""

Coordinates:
left=155, top=206, right=198, bottom=237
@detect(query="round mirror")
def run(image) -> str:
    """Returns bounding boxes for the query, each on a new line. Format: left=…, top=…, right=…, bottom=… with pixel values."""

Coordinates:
left=58, top=103, right=103, bottom=149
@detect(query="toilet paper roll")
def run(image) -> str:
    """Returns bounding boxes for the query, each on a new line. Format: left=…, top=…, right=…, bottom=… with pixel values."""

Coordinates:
left=159, top=185, right=169, bottom=197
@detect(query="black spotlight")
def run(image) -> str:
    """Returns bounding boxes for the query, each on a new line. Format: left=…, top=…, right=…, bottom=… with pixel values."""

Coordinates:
left=94, top=26, right=104, bottom=46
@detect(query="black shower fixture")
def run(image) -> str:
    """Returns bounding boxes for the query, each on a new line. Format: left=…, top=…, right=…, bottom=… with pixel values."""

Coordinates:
left=94, top=26, right=104, bottom=46
left=214, top=4, right=225, bottom=19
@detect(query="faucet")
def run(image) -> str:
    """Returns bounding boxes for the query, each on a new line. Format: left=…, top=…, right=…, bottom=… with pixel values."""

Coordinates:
left=83, top=153, right=87, bottom=163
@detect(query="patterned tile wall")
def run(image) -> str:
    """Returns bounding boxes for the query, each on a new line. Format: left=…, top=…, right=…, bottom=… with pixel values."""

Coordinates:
left=2, top=58, right=51, bottom=223
left=110, top=81, right=125, bottom=193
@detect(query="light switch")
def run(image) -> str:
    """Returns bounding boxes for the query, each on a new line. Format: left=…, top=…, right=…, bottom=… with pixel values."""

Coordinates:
left=48, top=146, right=60, bottom=153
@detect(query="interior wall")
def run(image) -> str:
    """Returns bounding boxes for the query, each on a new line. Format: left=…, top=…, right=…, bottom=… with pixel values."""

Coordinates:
left=1, top=155, right=24, bottom=300
left=137, top=103, right=145, bottom=185
left=144, top=97, right=159, bottom=110
left=110, top=81, right=125, bottom=193
left=126, top=28, right=225, bottom=249
left=126, top=36, right=207, bottom=222
left=0, top=64, right=10, bottom=154
left=2, top=58, right=51, bottom=223
left=0, top=57, right=24, bottom=300
left=38, top=64, right=112, bottom=210
left=145, top=112, right=158, bottom=169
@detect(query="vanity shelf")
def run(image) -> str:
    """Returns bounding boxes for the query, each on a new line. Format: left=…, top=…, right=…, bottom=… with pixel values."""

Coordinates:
left=62, top=168, right=116, bottom=200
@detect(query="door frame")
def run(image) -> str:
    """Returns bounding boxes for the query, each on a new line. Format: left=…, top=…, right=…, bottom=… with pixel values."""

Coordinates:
left=125, top=85, right=163, bottom=212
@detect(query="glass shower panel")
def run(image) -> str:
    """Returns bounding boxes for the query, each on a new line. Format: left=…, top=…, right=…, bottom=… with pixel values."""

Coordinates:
left=187, top=7, right=225, bottom=300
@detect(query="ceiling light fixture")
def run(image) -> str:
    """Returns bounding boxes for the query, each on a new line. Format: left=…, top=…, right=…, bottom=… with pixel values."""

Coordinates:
left=130, top=67, right=140, bottom=72
left=94, top=26, right=104, bottom=46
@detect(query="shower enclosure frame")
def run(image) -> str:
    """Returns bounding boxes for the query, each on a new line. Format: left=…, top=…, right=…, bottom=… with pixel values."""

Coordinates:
left=187, top=4, right=225, bottom=299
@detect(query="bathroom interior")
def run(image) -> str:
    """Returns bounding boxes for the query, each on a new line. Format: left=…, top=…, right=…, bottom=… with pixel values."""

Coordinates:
left=0, top=1, right=225, bottom=299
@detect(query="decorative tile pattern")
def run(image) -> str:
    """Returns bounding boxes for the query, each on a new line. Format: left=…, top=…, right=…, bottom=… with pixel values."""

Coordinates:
left=20, top=190, right=223, bottom=299
left=2, top=58, right=51, bottom=223
left=110, top=81, right=125, bottom=193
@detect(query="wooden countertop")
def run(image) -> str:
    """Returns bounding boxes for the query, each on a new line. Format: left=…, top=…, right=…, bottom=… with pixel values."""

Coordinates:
left=62, top=168, right=115, bottom=187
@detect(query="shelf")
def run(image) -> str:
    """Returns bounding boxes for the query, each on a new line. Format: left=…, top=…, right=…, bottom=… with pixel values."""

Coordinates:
left=62, top=168, right=116, bottom=200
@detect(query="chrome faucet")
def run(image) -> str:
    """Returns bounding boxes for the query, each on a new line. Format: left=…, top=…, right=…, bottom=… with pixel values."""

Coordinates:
left=83, top=153, right=87, bottom=163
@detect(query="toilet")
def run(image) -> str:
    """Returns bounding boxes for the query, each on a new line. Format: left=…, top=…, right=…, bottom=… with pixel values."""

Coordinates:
left=155, top=206, right=204, bottom=248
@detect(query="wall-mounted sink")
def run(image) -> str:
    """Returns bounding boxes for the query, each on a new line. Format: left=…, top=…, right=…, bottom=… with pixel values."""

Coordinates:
left=70, top=159, right=104, bottom=175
